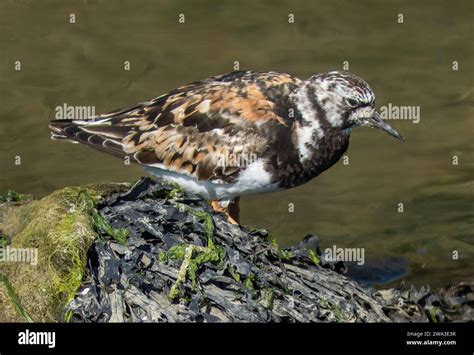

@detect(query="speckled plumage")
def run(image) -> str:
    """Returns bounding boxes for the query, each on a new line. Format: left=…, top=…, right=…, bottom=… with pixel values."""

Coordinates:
left=50, top=70, right=403, bottom=223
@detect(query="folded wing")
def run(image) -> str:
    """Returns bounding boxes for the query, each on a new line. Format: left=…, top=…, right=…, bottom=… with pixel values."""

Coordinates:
left=49, top=71, right=301, bottom=183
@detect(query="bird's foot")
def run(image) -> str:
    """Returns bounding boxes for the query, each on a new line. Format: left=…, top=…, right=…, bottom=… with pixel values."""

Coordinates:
left=211, top=197, right=240, bottom=225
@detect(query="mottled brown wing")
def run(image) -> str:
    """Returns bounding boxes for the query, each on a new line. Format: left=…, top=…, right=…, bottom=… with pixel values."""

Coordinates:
left=49, top=71, right=301, bottom=183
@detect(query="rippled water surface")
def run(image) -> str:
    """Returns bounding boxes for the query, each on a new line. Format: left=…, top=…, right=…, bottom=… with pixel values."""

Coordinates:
left=0, top=0, right=472, bottom=288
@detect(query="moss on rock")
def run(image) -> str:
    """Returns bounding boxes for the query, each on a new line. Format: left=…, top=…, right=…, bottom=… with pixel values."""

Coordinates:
left=0, top=183, right=129, bottom=322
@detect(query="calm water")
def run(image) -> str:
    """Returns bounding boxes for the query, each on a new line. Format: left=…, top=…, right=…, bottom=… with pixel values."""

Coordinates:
left=0, top=0, right=472, bottom=288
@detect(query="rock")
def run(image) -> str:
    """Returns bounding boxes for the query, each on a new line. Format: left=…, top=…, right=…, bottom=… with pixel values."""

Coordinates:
left=64, top=178, right=473, bottom=323
left=0, top=183, right=130, bottom=322
left=1, top=178, right=472, bottom=323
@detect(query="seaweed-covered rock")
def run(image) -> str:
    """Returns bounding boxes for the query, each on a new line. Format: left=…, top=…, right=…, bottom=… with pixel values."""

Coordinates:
left=1, top=178, right=471, bottom=323
left=0, top=183, right=129, bottom=322
left=63, top=178, right=473, bottom=323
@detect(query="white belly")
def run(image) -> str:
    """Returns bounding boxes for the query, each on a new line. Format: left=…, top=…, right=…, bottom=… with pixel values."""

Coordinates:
left=144, top=159, right=281, bottom=201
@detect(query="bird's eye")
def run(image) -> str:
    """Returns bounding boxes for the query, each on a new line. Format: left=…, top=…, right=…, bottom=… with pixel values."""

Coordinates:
left=345, top=98, right=359, bottom=107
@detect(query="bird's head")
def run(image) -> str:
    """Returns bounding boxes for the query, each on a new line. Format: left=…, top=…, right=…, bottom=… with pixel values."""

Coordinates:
left=295, top=71, right=404, bottom=140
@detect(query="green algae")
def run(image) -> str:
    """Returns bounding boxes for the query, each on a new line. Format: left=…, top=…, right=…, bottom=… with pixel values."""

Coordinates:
left=0, top=182, right=129, bottom=322
left=0, top=190, right=31, bottom=203
left=308, top=249, right=321, bottom=265
left=271, top=238, right=296, bottom=261
left=159, top=201, right=228, bottom=301
left=159, top=206, right=226, bottom=301
left=163, top=238, right=225, bottom=301
left=77, top=190, right=130, bottom=245
left=228, top=265, right=241, bottom=282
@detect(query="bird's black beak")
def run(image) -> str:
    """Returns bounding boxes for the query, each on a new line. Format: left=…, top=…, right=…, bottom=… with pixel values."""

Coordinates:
left=366, top=112, right=404, bottom=141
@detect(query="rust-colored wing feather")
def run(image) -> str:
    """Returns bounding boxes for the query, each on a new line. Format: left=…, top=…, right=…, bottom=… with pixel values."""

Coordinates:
left=49, top=71, right=301, bottom=183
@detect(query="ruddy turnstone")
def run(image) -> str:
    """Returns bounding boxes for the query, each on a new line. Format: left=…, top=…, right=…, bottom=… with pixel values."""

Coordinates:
left=50, top=70, right=403, bottom=224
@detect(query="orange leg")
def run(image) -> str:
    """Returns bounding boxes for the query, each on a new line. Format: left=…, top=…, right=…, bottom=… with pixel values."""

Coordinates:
left=211, top=197, right=240, bottom=225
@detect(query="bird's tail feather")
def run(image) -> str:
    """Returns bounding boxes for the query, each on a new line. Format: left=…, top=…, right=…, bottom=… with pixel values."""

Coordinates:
left=49, top=119, right=129, bottom=158
left=49, top=120, right=81, bottom=142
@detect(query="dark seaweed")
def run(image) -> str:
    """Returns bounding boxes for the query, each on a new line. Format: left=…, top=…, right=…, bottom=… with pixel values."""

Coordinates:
left=65, top=178, right=473, bottom=323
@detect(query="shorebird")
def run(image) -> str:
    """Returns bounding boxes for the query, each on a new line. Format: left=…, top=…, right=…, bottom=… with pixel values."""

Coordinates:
left=50, top=70, right=403, bottom=224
